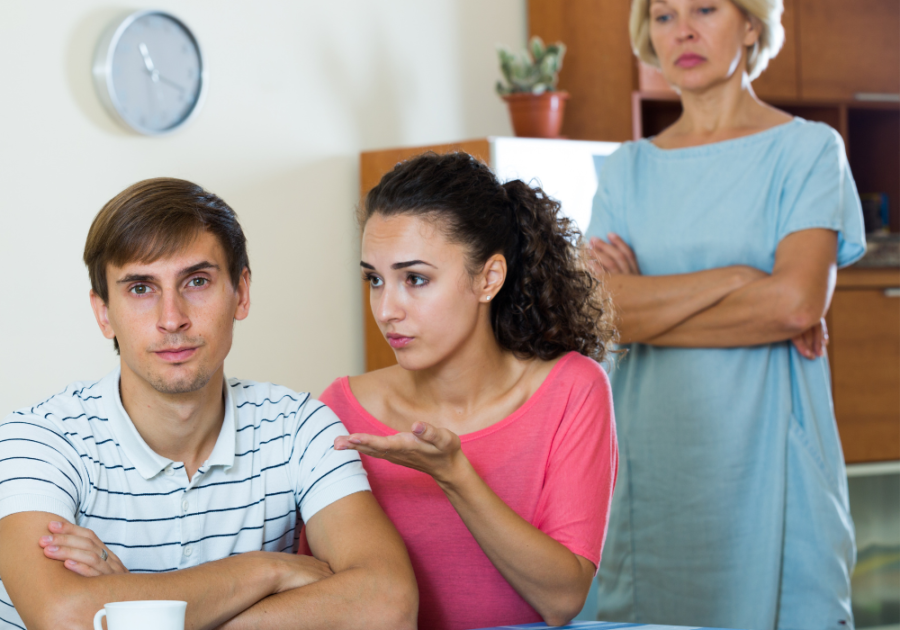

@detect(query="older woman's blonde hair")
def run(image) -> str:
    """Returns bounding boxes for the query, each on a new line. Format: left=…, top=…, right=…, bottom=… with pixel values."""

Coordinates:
left=630, top=0, right=785, bottom=80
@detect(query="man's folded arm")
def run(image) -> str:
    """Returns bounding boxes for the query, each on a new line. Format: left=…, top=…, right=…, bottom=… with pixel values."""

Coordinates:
left=220, top=491, right=419, bottom=630
left=0, top=511, right=298, bottom=630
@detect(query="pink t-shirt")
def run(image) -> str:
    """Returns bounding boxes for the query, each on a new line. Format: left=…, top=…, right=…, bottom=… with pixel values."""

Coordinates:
left=306, top=352, right=618, bottom=630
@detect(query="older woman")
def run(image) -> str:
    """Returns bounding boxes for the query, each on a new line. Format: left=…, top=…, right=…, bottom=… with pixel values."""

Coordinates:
left=586, top=1, right=864, bottom=629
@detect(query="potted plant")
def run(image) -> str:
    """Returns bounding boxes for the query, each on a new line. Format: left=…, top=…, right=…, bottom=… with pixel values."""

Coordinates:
left=496, top=37, right=568, bottom=138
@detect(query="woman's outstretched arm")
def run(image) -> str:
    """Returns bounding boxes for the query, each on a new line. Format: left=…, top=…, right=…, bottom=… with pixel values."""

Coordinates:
left=336, top=423, right=597, bottom=626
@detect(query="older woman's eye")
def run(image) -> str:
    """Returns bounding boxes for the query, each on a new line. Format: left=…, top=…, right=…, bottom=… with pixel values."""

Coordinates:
left=653, top=12, right=673, bottom=23
left=697, top=6, right=716, bottom=14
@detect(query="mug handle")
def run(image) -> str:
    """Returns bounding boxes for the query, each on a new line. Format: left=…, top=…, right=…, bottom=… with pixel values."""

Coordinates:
left=93, top=608, right=106, bottom=630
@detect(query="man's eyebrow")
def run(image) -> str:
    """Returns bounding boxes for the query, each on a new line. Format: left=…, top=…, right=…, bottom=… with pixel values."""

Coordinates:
left=117, top=273, right=155, bottom=284
left=180, top=261, right=219, bottom=276
left=115, top=262, right=219, bottom=284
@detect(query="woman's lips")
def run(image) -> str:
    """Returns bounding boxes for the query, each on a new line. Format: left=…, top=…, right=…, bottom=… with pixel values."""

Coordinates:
left=675, top=53, right=706, bottom=68
left=386, top=334, right=413, bottom=349
left=155, top=347, right=198, bottom=363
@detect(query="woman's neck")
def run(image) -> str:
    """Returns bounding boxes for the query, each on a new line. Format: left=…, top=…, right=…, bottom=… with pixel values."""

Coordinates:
left=656, top=71, right=791, bottom=149
left=407, top=328, right=523, bottom=417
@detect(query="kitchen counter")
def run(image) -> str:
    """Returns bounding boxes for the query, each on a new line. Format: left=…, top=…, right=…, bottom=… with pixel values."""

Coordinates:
left=853, top=233, right=900, bottom=268
left=473, top=622, right=735, bottom=629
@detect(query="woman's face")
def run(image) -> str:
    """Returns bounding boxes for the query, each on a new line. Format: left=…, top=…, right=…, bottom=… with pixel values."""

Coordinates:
left=648, top=0, right=760, bottom=92
left=361, top=213, right=493, bottom=372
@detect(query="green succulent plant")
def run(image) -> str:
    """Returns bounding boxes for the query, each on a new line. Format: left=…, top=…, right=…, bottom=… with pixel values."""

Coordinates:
left=496, top=36, right=566, bottom=96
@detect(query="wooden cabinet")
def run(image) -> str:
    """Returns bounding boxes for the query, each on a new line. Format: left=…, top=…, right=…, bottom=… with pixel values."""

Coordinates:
left=529, top=0, right=636, bottom=142
left=751, top=0, right=800, bottom=100
left=829, top=268, right=900, bottom=463
left=797, top=0, right=900, bottom=100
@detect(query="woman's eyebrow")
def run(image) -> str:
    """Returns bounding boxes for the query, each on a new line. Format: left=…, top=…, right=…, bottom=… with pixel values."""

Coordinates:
left=391, top=260, right=436, bottom=270
left=359, top=260, right=437, bottom=270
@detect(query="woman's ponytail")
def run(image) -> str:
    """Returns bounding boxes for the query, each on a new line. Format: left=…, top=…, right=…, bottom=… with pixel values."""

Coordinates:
left=363, top=152, right=615, bottom=362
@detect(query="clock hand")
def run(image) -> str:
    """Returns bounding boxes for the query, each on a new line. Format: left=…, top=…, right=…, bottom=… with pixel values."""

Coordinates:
left=138, top=42, right=160, bottom=83
left=138, top=42, right=186, bottom=94
left=157, top=74, right=186, bottom=94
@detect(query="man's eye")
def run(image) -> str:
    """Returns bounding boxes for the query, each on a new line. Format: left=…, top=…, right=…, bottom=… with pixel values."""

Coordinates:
left=189, top=277, right=208, bottom=287
left=130, top=284, right=149, bottom=295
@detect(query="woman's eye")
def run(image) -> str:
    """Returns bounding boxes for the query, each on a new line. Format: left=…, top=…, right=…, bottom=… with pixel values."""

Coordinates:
left=365, top=275, right=384, bottom=288
left=408, top=274, right=428, bottom=287
left=698, top=6, right=715, bottom=14
left=654, top=13, right=672, bottom=23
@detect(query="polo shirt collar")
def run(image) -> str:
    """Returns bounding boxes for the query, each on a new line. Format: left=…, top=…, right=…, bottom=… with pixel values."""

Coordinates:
left=102, top=367, right=237, bottom=480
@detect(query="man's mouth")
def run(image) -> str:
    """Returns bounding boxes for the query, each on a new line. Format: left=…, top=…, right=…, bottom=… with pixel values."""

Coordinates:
left=154, top=347, right=198, bottom=363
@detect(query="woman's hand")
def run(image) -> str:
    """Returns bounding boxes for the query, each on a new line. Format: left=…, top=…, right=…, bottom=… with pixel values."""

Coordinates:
left=39, top=520, right=128, bottom=576
left=791, top=318, right=828, bottom=359
left=335, top=422, right=466, bottom=485
left=589, top=233, right=641, bottom=275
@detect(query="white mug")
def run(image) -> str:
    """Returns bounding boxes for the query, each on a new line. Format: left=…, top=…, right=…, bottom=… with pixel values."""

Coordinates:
left=93, top=600, right=187, bottom=630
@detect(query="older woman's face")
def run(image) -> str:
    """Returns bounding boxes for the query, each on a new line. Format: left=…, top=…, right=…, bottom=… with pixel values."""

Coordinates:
left=648, top=0, right=760, bottom=92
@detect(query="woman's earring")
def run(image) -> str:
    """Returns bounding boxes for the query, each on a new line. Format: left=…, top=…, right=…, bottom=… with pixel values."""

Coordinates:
left=486, top=295, right=492, bottom=301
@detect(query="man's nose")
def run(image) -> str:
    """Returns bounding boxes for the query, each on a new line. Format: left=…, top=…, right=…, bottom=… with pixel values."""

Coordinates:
left=158, top=291, right=191, bottom=333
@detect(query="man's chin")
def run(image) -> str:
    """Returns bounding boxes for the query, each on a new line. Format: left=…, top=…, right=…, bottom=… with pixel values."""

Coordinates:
left=149, top=368, right=214, bottom=395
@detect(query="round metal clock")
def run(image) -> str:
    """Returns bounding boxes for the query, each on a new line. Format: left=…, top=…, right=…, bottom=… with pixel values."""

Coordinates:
left=92, top=10, right=207, bottom=136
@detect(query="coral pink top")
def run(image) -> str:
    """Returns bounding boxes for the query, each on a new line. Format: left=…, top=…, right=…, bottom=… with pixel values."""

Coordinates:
left=305, top=352, right=618, bottom=630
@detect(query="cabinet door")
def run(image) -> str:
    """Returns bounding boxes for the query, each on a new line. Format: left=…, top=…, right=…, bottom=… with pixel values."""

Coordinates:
left=830, top=286, right=900, bottom=463
left=752, top=0, right=799, bottom=100
left=798, top=0, right=900, bottom=99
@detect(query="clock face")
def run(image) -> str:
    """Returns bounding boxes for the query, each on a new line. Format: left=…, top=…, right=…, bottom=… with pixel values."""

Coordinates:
left=94, top=11, right=206, bottom=135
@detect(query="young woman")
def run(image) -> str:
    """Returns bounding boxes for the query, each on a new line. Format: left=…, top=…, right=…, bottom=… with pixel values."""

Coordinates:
left=585, top=0, right=864, bottom=628
left=316, top=152, right=618, bottom=630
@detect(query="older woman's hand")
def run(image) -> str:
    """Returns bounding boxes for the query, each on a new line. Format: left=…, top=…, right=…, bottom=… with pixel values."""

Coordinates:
left=589, top=233, right=641, bottom=275
left=335, top=422, right=466, bottom=485
left=791, top=318, right=829, bottom=360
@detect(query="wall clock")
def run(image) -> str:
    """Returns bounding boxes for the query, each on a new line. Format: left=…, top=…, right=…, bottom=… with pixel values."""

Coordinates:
left=92, top=10, right=207, bottom=136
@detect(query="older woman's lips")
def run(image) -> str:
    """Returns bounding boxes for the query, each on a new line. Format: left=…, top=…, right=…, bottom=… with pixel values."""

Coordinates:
left=386, top=334, right=413, bottom=349
left=676, top=53, right=705, bottom=68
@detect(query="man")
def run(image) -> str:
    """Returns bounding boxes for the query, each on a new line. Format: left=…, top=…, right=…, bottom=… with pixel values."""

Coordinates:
left=0, top=178, right=417, bottom=630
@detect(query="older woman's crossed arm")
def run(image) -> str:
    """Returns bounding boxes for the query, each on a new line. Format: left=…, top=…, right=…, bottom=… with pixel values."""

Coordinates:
left=590, top=228, right=837, bottom=358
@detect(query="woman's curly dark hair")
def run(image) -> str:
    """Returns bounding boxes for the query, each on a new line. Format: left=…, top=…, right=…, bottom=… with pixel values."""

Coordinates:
left=361, top=152, right=616, bottom=363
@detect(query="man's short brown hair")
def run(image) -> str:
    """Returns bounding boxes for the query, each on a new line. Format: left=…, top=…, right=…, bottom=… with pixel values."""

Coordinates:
left=84, top=177, right=250, bottom=305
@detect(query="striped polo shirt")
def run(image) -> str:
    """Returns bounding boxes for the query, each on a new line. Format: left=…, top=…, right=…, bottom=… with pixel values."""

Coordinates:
left=0, top=368, right=370, bottom=629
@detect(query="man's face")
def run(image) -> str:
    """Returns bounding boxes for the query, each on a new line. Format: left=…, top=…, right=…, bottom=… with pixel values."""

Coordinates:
left=90, top=230, right=250, bottom=396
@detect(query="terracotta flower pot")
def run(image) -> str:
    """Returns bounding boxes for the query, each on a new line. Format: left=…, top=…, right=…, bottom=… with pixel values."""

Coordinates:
left=501, top=91, right=569, bottom=138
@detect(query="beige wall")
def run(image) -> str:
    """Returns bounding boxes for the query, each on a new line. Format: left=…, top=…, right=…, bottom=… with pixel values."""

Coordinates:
left=0, top=1, right=526, bottom=413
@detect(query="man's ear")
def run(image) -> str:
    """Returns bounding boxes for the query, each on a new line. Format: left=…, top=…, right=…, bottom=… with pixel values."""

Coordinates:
left=233, top=268, right=251, bottom=322
left=479, top=254, right=507, bottom=302
left=89, top=290, right=116, bottom=341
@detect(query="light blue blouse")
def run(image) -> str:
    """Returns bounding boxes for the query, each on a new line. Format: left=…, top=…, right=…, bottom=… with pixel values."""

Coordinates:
left=585, top=119, right=865, bottom=630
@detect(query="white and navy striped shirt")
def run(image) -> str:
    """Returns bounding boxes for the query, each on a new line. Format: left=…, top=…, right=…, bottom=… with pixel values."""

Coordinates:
left=0, top=368, right=370, bottom=629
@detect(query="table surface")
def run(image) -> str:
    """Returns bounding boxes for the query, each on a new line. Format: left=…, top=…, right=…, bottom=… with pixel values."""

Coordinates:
left=472, top=622, right=735, bottom=630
